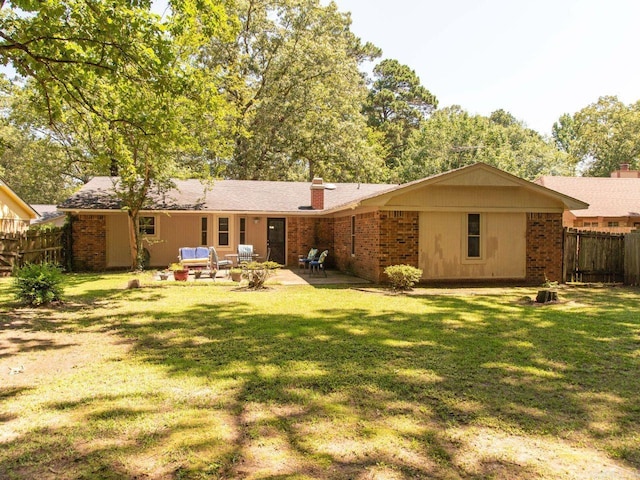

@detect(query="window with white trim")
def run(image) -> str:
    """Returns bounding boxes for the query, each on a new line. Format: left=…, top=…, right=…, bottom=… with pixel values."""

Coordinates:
left=138, top=215, right=156, bottom=237
left=467, top=213, right=481, bottom=258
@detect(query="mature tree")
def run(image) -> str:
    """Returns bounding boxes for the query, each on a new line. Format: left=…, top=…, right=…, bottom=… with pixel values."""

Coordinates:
left=0, top=121, right=80, bottom=203
left=551, top=113, right=577, bottom=155
left=0, top=0, right=176, bottom=128
left=399, top=106, right=573, bottom=182
left=364, top=58, right=437, bottom=169
left=0, top=80, right=99, bottom=202
left=489, top=108, right=517, bottom=127
left=552, top=96, right=640, bottom=176
left=1, top=0, right=235, bottom=269
left=206, top=0, right=386, bottom=182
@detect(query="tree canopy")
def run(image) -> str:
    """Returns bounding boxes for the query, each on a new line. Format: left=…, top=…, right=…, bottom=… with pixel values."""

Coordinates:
left=399, top=106, right=573, bottom=182
left=207, top=0, right=385, bottom=182
left=552, top=96, right=640, bottom=176
left=364, top=59, right=437, bottom=169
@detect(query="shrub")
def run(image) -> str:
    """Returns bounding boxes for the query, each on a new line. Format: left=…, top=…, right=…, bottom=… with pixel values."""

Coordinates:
left=242, top=261, right=281, bottom=289
left=384, top=264, right=423, bottom=291
left=13, top=263, right=64, bottom=306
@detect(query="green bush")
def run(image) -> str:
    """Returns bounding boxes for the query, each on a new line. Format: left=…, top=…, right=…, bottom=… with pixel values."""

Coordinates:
left=13, top=263, right=64, bottom=306
left=242, top=261, right=281, bottom=289
left=384, top=264, right=423, bottom=291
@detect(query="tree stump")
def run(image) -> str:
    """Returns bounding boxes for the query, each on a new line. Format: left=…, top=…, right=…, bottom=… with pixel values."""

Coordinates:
left=536, top=289, right=558, bottom=303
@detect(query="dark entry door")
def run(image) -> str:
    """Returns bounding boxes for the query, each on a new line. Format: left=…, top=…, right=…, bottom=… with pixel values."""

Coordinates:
left=267, top=218, right=286, bottom=265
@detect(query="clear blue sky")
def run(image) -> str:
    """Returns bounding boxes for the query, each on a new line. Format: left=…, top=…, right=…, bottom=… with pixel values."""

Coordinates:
left=335, top=0, right=640, bottom=135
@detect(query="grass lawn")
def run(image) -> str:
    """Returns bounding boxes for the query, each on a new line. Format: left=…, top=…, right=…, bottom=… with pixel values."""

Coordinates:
left=1, top=273, right=639, bottom=479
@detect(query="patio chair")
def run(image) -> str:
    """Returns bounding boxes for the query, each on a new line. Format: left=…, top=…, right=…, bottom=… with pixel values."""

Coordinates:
left=309, top=250, right=328, bottom=277
left=298, top=247, right=318, bottom=270
left=237, top=244, right=254, bottom=264
left=210, top=246, right=233, bottom=278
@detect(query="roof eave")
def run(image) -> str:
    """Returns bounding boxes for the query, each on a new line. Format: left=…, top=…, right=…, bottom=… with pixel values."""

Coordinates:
left=0, top=180, right=39, bottom=219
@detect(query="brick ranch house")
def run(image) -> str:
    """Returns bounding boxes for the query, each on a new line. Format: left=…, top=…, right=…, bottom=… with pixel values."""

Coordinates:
left=536, top=164, right=640, bottom=233
left=58, top=163, right=588, bottom=284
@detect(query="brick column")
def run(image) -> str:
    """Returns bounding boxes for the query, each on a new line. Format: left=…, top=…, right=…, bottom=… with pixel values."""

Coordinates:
left=71, top=214, right=107, bottom=271
left=379, top=211, right=419, bottom=282
left=526, top=212, right=563, bottom=283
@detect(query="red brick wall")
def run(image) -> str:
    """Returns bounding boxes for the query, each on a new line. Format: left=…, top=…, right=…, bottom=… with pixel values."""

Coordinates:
left=526, top=212, right=563, bottom=283
left=71, top=214, right=107, bottom=271
left=333, top=210, right=419, bottom=282
left=333, top=212, right=380, bottom=280
left=379, top=211, right=419, bottom=281
left=286, top=216, right=333, bottom=267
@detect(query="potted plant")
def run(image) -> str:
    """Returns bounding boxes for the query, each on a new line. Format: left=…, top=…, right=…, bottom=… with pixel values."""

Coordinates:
left=229, top=267, right=242, bottom=282
left=169, top=263, right=189, bottom=281
left=158, top=270, right=169, bottom=280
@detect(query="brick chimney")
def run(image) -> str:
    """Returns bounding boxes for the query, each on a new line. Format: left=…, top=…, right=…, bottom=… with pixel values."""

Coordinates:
left=611, top=163, right=640, bottom=178
left=310, top=177, right=324, bottom=210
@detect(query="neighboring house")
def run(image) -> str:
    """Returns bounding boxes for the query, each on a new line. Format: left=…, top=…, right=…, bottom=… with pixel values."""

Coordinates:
left=0, top=179, right=38, bottom=234
left=58, top=163, right=587, bottom=283
left=31, top=204, right=67, bottom=228
left=536, top=165, right=640, bottom=233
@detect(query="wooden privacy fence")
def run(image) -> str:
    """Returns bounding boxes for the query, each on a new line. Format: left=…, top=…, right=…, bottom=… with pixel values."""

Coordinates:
left=625, top=230, right=640, bottom=285
left=563, top=229, right=625, bottom=283
left=0, top=228, right=66, bottom=276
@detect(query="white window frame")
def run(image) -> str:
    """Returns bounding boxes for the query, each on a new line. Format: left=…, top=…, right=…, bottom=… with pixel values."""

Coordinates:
left=138, top=214, right=159, bottom=239
left=462, top=213, right=485, bottom=264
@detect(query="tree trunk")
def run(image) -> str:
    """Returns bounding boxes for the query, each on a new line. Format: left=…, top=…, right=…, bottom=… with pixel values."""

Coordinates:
left=127, top=211, right=139, bottom=271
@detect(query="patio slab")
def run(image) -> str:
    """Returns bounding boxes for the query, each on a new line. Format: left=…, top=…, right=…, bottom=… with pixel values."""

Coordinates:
left=272, top=268, right=370, bottom=286
left=155, top=268, right=371, bottom=286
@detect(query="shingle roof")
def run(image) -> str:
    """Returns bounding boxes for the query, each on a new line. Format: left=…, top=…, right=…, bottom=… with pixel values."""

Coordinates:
left=58, top=177, right=395, bottom=213
left=31, top=204, right=65, bottom=224
left=536, top=176, right=640, bottom=217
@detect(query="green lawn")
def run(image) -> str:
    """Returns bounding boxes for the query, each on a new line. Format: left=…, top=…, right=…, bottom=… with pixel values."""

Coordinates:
left=1, top=274, right=639, bottom=479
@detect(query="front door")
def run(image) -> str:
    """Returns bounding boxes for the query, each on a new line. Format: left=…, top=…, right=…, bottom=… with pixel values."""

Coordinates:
left=267, top=218, right=286, bottom=264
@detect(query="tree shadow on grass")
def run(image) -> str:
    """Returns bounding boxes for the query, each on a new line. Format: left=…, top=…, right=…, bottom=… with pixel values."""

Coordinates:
left=1, top=286, right=639, bottom=478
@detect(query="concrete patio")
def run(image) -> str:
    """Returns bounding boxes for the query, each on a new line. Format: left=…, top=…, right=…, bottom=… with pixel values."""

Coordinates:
left=270, top=268, right=370, bottom=286
left=156, top=268, right=371, bottom=286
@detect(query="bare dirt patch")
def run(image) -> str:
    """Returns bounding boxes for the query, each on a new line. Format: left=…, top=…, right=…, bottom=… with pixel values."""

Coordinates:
left=1, top=308, right=131, bottom=389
